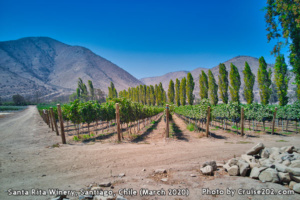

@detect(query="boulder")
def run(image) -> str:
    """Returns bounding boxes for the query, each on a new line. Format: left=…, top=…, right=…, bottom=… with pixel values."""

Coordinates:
left=290, top=174, right=300, bottom=183
left=286, top=167, right=300, bottom=176
left=258, top=168, right=279, bottom=183
left=278, top=172, right=291, bottom=183
left=161, top=178, right=168, bottom=182
left=260, top=148, right=270, bottom=159
left=289, top=181, right=297, bottom=190
left=290, top=160, right=300, bottom=168
left=155, top=169, right=166, bottom=174
left=250, top=162, right=260, bottom=169
left=281, top=154, right=295, bottom=161
left=293, top=152, right=300, bottom=160
left=202, top=161, right=217, bottom=171
left=241, top=154, right=255, bottom=165
left=223, top=162, right=230, bottom=171
left=293, top=183, right=300, bottom=194
left=282, top=159, right=291, bottom=166
left=228, top=158, right=239, bottom=167
left=246, top=143, right=265, bottom=155
left=238, top=160, right=250, bottom=177
left=275, top=164, right=288, bottom=173
left=99, top=182, right=111, bottom=187
left=285, top=146, right=295, bottom=154
left=259, top=159, right=274, bottom=168
left=228, top=165, right=239, bottom=176
left=250, top=167, right=267, bottom=179
left=200, top=165, right=213, bottom=175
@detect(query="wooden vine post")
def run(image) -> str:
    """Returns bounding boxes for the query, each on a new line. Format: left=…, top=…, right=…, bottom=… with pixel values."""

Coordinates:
left=241, top=107, right=244, bottom=137
left=272, top=107, right=277, bottom=135
left=205, top=106, right=211, bottom=137
left=45, top=110, right=50, bottom=127
left=116, top=103, right=121, bottom=142
left=49, top=109, right=54, bottom=131
left=165, top=104, right=169, bottom=138
left=50, top=107, right=59, bottom=136
left=57, top=104, right=66, bottom=144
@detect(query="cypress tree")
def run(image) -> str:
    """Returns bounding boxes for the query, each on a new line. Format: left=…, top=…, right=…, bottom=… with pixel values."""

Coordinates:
left=208, top=70, right=218, bottom=105
left=76, top=88, right=80, bottom=99
left=257, top=56, right=272, bottom=105
left=88, top=80, right=94, bottom=100
left=199, top=70, right=208, bottom=100
left=180, top=77, right=186, bottom=106
left=150, top=85, right=155, bottom=106
left=229, top=63, right=241, bottom=103
left=146, top=86, right=151, bottom=105
left=186, top=72, right=195, bottom=105
left=175, top=78, right=181, bottom=106
left=218, top=63, right=229, bottom=104
left=242, top=62, right=255, bottom=104
left=108, top=82, right=118, bottom=98
left=158, top=82, right=164, bottom=105
left=274, top=55, right=289, bottom=106
left=168, top=79, right=175, bottom=104
left=155, top=84, right=159, bottom=105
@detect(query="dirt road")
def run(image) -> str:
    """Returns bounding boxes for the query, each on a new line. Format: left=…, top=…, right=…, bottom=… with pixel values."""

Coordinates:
left=0, top=106, right=299, bottom=200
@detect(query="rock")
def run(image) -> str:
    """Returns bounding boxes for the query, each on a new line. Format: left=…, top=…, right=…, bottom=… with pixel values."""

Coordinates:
left=228, top=158, right=239, bottom=166
left=223, top=163, right=230, bottom=171
left=259, top=159, right=274, bottom=168
left=258, top=168, right=279, bottom=183
left=278, top=172, right=291, bottom=183
left=202, top=161, right=217, bottom=171
left=241, top=154, right=255, bottom=165
left=161, top=178, right=168, bottom=182
left=293, top=152, right=300, bottom=160
left=91, top=187, right=102, bottom=191
left=290, top=174, right=300, bottom=183
left=116, top=196, right=127, bottom=200
left=94, top=195, right=115, bottom=200
left=142, top=169, right=146, bottom=171
left=238, top=160, right=250, bottom=177
left=286, top=167, right=300, bottom=176
left=250, top=167, right=267, bottom=179
left=228, top=165, right=239, bottom=176
left=281, top=154, right=295, bottom=161
left=79, top=195, right=93, bottom=200
left=217, top=163, right=224, bottom=168
left=155, top=169, right=166, bottom=174
left=246, top=143, right=265, bottom=155
left=286, top=146, right=295, bottom=153
left=282, top=159, right=291, bottom=166
left=190, top=174, right=197, bottom=177
left=290, top=160, right=300, bottom=168
left=200, top=165, right=213, bottom=175
left=52, top=195, right=68, bottom=200
left=275, top=164, right=288, bottom=173
left=293, top=183, right=300, bottom=194
left=260, top=148, right=270, bottom=159
left=289, top=181, right=297, bottom=190
left=250, top=162, right=260, bottom=169
left=99, top=182, right=111, bottom=187
left=118, top=173, right=125, bottom=178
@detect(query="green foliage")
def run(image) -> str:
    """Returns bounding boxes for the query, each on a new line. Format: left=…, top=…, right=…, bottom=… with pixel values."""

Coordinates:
left=108, top=82, right=118, bottom=99
left=243, top=62, right=255, bottom=104
left=174, top=98, right=211, bottom=120
left=175, top=78, right=181, bottom=107
left=257, top=56, right=272, bottom=105
left=186, top=72, right=195, bottom=105
left=199, top=70, right=208, bottom=100
left=229, top=63, right=241, bottom=103
left=88, top=80, right=94, bottom=100
left=274, top=55, right=289, bottom=106
left=73, top=136, right=79, bottom=141
left=180, top=77, right=186, bottom=106
left=187, top=123, right=195, bottom=131
left=208, top=70, right=218, bottom=105
left=218, top=63, right=229, bottom=104
left=12, top=94, right=26, bottom=105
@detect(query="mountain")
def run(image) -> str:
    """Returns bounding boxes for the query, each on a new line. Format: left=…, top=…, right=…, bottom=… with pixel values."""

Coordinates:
left=0, top=37, right=143, bottom=100
left=141, top=56, right=296, bottom=103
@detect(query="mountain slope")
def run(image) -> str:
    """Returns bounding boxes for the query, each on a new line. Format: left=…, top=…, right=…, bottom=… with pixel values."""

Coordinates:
left=0, top=37, right=143, bottom=100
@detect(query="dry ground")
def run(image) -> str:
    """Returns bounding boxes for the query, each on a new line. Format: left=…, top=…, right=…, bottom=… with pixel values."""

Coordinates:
left=0, top=106, right=300, bottom=200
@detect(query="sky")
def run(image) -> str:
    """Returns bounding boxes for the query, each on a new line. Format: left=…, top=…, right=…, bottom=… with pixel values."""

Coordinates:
left=0, top=0, right=289, bottom=79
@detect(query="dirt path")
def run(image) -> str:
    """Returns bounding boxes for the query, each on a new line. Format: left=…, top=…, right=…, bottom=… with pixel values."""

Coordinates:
left=0, top=107, right=300, bottom=200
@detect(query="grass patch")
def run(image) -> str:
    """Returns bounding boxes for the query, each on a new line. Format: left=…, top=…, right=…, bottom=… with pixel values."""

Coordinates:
left=187, top=123, right=195, bottom=131
left=73, top=136, right=79, bottom=141
left=244, top=128, right=250, bottom=131
left=276, top=140, right=288, bottom=142
left=281, top=132, right=292, bottom=135
left=0, top=106, right=27, bottom=111
left=131, top=134, right=139, bottom=139
left=231, top=125, right=241, bottom=130
left=151, top=120, right=156, bottom=124
left=236, top=141, right=253, bottom=144
left=82, top=134, right=90, bottom=139
left=111, top=122, right=116, bottom=126
left=52, top=143, right=60, bottom=148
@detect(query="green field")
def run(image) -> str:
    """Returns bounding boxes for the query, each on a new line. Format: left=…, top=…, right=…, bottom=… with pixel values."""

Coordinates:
left=0, top=106, right=27, bottom=112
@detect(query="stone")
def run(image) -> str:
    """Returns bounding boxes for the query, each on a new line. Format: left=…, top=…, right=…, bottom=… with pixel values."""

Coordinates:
left=290, top=174, right=300, bottom=183
left=52, top=195, right=67, bottom=200
left=286, top=167, right=300, bottom=176
left=293, top=183, right=300, bottom=194
left=275, top=164, right=288, bottom=173
left=246, top=143, right=265, bottom=155
left=238, top=160, right=250, bottom=177
left=260, top=148, right=270, bottom=159
left=290, top=160, right=300, bottom=168
left=228, top=165, right=239, bottom=176
left=241, top=154, right=255, bottom=165
left=223, top=163, right=230, bottom=171
left=289, top=181, right=297, bottom=190
left=190, top=174, right=197, bottom=177
left=202, top=161, right=217, bottom=171
left=99, top=182, right=111, bottom=187
left=258, top=168, right=279, bottom=183
left=155, top=169, right=166, bottom=174
left=118, top=173, right=125, bottom=178
left=281, top=154, right=295, bottom=161
left=259, top=159, right=274, bottom=168
left=282, top=159, right=291, bottom=166
left=116, top=196, right=127, bottom=200
left=250, top=162, right=260, bottom=169
left=285, top=146, right=295, bottom=154
left=278, top=172, right=291, bottom=183
left=79, top=195, right=93, bottom=200
left=200, top=165, right=213, bottom=175
left=250, top=167, right=267, bottom=179
left=293, top=152, right=300, bottom=160
left=91, top=187, right=102, bottom=191
left=217, top=163, right=224, bottom=168
left=228, top=158, right=239, bottom=166
left=94, top=195, right=115, bottom=200
left=161, top=178, right=168, bottom=182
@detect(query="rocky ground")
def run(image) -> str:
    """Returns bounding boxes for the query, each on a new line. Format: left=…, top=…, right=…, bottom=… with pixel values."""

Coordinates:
left=0, top=106, right=300, bottom=200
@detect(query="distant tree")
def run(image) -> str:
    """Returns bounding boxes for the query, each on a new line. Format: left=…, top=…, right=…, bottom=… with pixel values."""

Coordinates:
left=162, top=90, right=167, bottom=103
left=78, top=78, right=88, bottom=101
left=157, top=82, right=164, bottom=105
left=150, top=85, right=155, bottom=106
left=218, top=63, right=229, bottom=104
left=199, top=70, right=208, bottom=100
left=257, top=56, right=272, bottom=105
left=168, top=79, right=175, bottom=104
left=175, top=78, right=181, bottom=106
left=0, top=97, right=2, bottom=105
left=229, top=63, right=241, bottom=103
left=12, top=94, right=26, bottom=105
left=208, top=70, right=218, bottom=105
left=180, top=77, right=186, bottom=106
left=76, top=88, right=80, bottom=99
left=243, top=62, right=255, bottom=104
left=69, top=92, right=77, bottom=102
left=88, top=80, right=94, bottom=100
left=108, top=82, right=118, bottom=99
left=146, top=86, right=151, bottom=105
left=186, top=73, right=195, bottom=105
left=274, top=55, right=289, bottom=106
left=95, top=88, right=106, bottom=103
left=270, top=82, right=278, bottom=104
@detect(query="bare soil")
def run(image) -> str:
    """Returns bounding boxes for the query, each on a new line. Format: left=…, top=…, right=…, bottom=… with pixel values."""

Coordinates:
left=0, top=106, right=299, bottom=200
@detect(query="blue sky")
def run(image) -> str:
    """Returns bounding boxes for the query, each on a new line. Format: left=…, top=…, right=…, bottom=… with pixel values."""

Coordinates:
left=0, top=0, right=289, bottom=79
